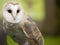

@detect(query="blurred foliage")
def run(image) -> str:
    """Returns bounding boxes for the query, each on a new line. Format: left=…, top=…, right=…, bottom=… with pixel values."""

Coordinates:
left=44, top=36, right=60, bottom=45
left=7, top=36, right=18, bottom=45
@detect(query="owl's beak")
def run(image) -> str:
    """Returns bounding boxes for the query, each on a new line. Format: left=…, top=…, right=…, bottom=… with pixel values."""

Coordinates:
left=11, top=13, right=16, bottom=21
left=13, top=17, right=16, bottom=20
left=12, top=16, right=16, bottom=21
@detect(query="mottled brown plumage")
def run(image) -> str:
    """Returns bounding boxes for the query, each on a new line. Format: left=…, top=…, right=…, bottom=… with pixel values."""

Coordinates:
left=3, top=2, right=44, bottom=45
left=19, top=15, right=44, bottom=45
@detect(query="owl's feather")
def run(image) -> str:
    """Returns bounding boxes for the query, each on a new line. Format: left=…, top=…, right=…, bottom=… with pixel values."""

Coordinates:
left=3, top=13, right=44, bottom=45
left=19, top=15, right=44, bottom=45
left=3, top=2, right=44, bottom=45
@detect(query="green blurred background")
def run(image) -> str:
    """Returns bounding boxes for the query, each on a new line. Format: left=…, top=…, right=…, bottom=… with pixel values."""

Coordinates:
left=0, top=0, right=60, bottom=45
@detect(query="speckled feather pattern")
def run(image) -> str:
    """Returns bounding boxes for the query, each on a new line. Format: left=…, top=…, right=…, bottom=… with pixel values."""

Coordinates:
left=3, top=2, right=44, bottom=45
left=3, top=15, right=44, bottom=45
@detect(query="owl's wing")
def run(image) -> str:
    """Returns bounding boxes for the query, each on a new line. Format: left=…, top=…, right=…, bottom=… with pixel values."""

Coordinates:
left=20, top=16, right=44, bottom=45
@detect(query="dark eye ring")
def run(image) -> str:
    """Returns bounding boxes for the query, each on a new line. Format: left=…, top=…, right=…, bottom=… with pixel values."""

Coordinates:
left=8, top=9, right=12, bottom=13
left=17, top=9, right=20, bottom=13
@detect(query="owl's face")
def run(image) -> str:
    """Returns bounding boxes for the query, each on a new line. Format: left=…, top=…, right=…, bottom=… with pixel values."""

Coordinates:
left=3, top=2, right=24, bottom=23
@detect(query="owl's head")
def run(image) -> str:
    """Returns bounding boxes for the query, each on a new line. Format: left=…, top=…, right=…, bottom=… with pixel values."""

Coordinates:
left=3, top=2, right=24, bottom=23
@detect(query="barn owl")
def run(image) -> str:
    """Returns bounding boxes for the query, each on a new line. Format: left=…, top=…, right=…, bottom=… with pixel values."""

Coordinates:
left=3, top=2, right=44, bottom=45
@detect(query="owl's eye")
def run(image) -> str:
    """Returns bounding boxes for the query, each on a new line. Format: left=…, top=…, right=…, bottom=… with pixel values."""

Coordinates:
left=17, top=9, right=20, bottom=13
left=8, top=9, right=12, bottom=13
